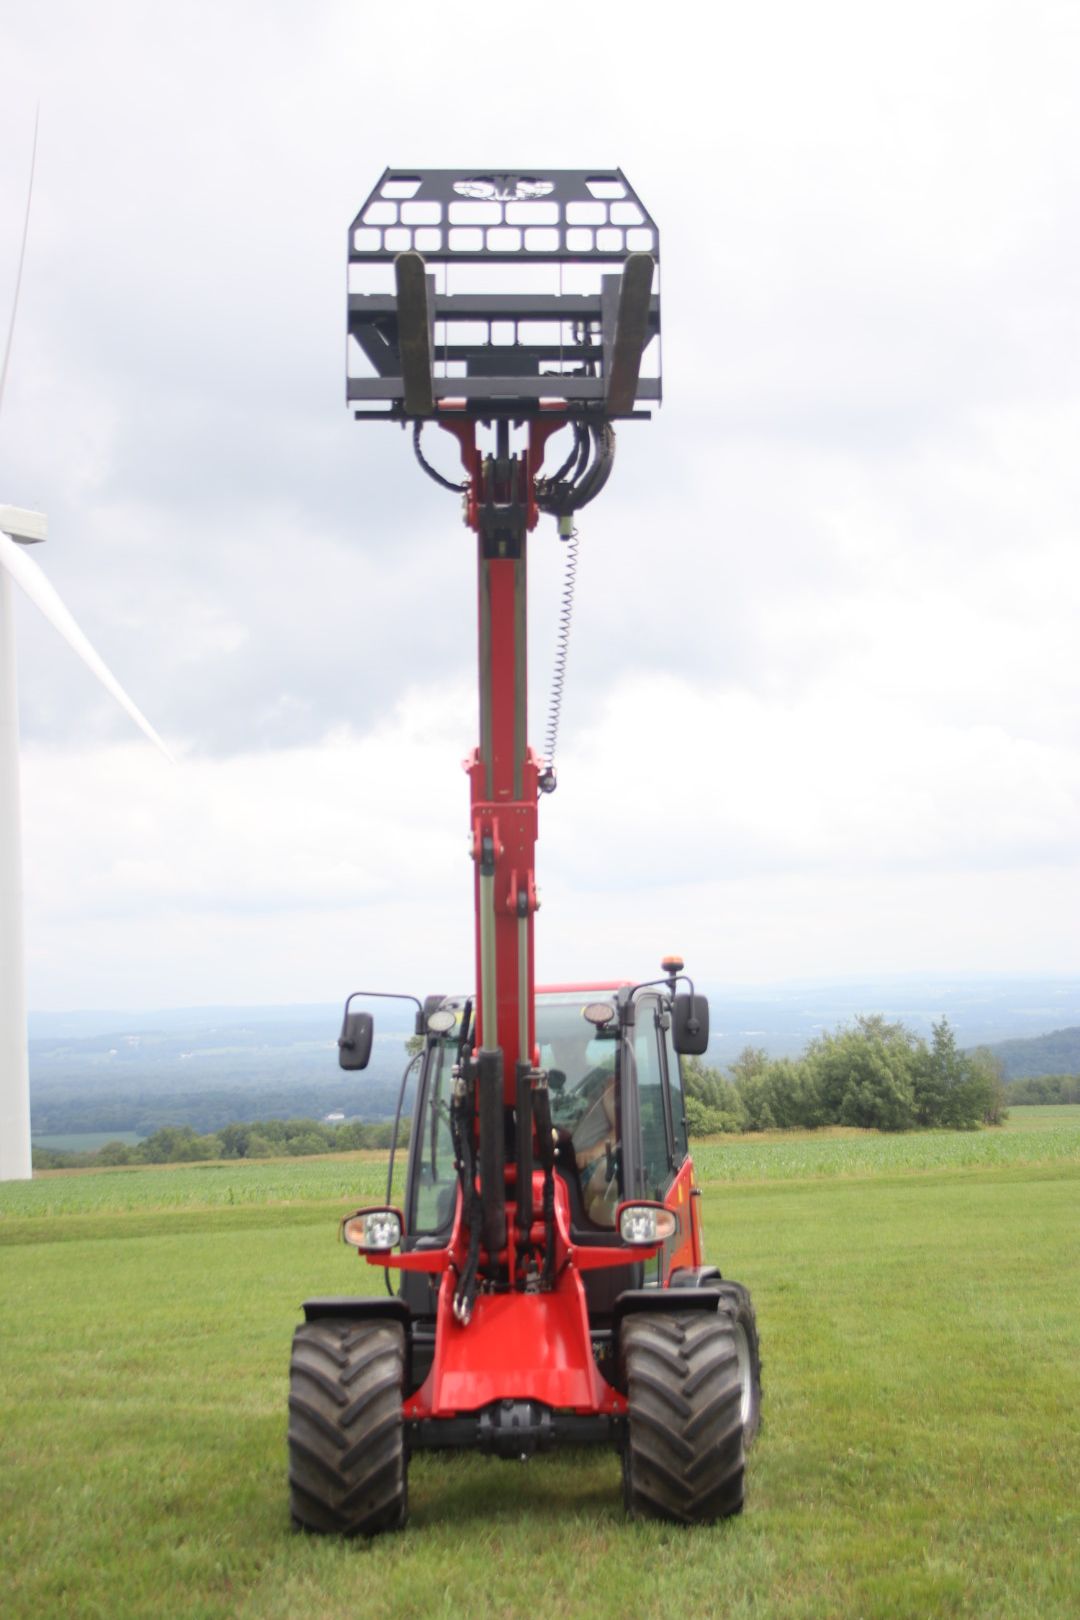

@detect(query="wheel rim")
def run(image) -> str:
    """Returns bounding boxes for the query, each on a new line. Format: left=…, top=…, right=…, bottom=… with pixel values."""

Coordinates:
left=733, top=1319, right=752, bottom=1428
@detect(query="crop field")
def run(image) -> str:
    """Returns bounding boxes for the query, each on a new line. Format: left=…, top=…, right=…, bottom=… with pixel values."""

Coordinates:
left=2, top=1110, right=1078, bottom=1619
left=30, top=1131, right=146, bottom=1153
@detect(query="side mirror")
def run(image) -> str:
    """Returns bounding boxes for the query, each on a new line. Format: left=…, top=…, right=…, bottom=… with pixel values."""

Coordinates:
left=672, top=993, right=709, bottom=1056
left=338, top=1010, right=374, bottom=1070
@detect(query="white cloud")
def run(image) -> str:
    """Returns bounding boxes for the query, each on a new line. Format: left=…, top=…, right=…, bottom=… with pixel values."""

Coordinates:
left=2, top=0, right=1078, bottom=1004
left=547, top=670, right=1079, bottom=877
left=19, top=664, right=1079, bottom=1006
left=20, top=684, right=475, bottom=1004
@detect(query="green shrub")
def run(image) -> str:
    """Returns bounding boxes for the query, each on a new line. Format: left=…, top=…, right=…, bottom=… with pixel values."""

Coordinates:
left=1006, top=1073, right=1080, bottom=1105
left=684, top=1094, right=743, bottom=1136
left=805, top=1016, right=919, bottom=1131
left=738, top=1058, right=824, bottom=1131
left=682, top=1056, right=746, bottom=1135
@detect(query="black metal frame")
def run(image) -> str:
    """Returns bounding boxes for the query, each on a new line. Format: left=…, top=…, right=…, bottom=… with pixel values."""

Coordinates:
left=348, top=168, right=661, bottom=420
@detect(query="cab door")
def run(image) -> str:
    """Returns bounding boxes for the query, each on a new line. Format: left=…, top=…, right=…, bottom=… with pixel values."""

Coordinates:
left=629, top=994, right=697, bottom=1277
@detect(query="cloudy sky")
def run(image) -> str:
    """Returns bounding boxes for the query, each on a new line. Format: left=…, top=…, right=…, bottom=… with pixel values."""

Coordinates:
left=1, top=0, right=1077, bottom=1010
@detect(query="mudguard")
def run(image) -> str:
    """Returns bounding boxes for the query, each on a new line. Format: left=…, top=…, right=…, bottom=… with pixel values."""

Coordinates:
left=301, top=1296, right=411, bottom=1327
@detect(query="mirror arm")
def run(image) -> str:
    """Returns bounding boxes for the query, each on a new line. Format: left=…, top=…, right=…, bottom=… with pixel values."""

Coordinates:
left=618, top=974, right=696, bottom=1027
left=342, top=989, right=425, bottom=1035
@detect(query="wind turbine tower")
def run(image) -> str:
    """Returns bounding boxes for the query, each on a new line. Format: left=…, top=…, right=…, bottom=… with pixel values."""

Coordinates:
left=0, top=505, right=41, bottom=1181
left=2, top=118, right=169, bottom=1180
left=0, top=506, right=171, bottom=1181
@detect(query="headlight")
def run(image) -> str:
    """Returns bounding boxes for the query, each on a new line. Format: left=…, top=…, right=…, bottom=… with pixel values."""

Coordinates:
left=341, top=1207, right=403, bottom=1251
left=617, top=1203, right=677, bottom=1245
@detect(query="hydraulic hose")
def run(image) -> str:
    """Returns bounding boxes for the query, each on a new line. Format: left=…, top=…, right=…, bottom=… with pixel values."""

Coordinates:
left=535, top=423, right=614, bottom=518
left=451, top=1064, right=485, bottom=1326
left=532, top=1081, right=557, bottom=1290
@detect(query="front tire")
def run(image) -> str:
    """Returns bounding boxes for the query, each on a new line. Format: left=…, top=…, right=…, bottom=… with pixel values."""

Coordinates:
left=713, top=1281, right=762, bottom=1447
left=620, top=1309, right=747, bottom=1523
left=288, top=1318, right=407, bottom=1537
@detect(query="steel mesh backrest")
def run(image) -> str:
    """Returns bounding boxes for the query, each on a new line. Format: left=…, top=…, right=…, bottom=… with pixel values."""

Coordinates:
left=347, top=170, right=661, bottom=419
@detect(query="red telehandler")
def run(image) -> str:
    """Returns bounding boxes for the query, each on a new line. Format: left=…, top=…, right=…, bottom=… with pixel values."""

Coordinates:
left=287, top=170, right=762, bottom=1533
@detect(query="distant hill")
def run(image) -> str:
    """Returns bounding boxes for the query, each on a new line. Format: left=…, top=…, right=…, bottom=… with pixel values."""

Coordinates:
left=28, top=1005, right=415, bottom=1138
left=28, top=978, right=1079, bottom=1140
left=983, top=1026, right=1080, bottom=1080
left=697, top=974, right=1079, bottom=1064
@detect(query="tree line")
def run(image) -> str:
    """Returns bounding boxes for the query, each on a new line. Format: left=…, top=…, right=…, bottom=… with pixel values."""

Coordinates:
left=31, top=1116, right=406, bottom=1170
left=30, top=1014, right=1019, bottom=1168
left=1001, top=1073, right=1080, bottom=1105
left=29, top=1076, right=402, bottom=1139
left=683, top=1016, right=1007, bottom=1135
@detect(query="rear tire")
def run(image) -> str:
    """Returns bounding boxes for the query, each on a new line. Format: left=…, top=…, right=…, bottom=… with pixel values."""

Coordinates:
left=620, top=1309, right=747, bottom=1523
left=288, top=1318, right=407, bottom=1537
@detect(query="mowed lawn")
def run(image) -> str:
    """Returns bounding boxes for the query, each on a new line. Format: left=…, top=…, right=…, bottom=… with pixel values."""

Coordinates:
left=1, top=1113, right=1078, bottom=1619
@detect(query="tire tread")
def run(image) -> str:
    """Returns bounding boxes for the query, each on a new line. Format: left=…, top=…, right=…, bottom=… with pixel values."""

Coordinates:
left=287, top=1318, right=407, bottom=1537
left=620, top=1295, right=761, bottom=1525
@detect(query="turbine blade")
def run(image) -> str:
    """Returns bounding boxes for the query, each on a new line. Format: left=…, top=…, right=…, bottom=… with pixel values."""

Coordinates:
left=0, top=530, right=174, bottom=763
left=0, top=106, right=39, bottom=425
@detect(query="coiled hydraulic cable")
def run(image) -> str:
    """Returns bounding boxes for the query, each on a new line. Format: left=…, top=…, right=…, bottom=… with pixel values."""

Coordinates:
left=410, top=415, right=616, bottom=786
left=535, top=423, right=616, bottom=782
left=540, top=523, right=578, bottom=782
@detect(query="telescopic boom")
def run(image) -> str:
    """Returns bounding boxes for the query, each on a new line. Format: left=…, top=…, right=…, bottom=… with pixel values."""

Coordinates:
left=346, top=167, right=660, bottom=1280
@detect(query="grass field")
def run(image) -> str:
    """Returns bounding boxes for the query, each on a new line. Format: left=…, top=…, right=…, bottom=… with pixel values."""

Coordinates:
left=2, top=1110, right=1078, bottom=1618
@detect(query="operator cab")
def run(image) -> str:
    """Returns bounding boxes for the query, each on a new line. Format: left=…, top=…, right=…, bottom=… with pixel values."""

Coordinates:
left=396, top=982, right=697, bottom=1316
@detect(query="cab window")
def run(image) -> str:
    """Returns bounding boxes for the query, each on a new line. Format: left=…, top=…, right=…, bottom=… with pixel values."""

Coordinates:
left=410, top=1039, right=457, bottom=1234
left=537, top=995, right=622, bottom=1229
